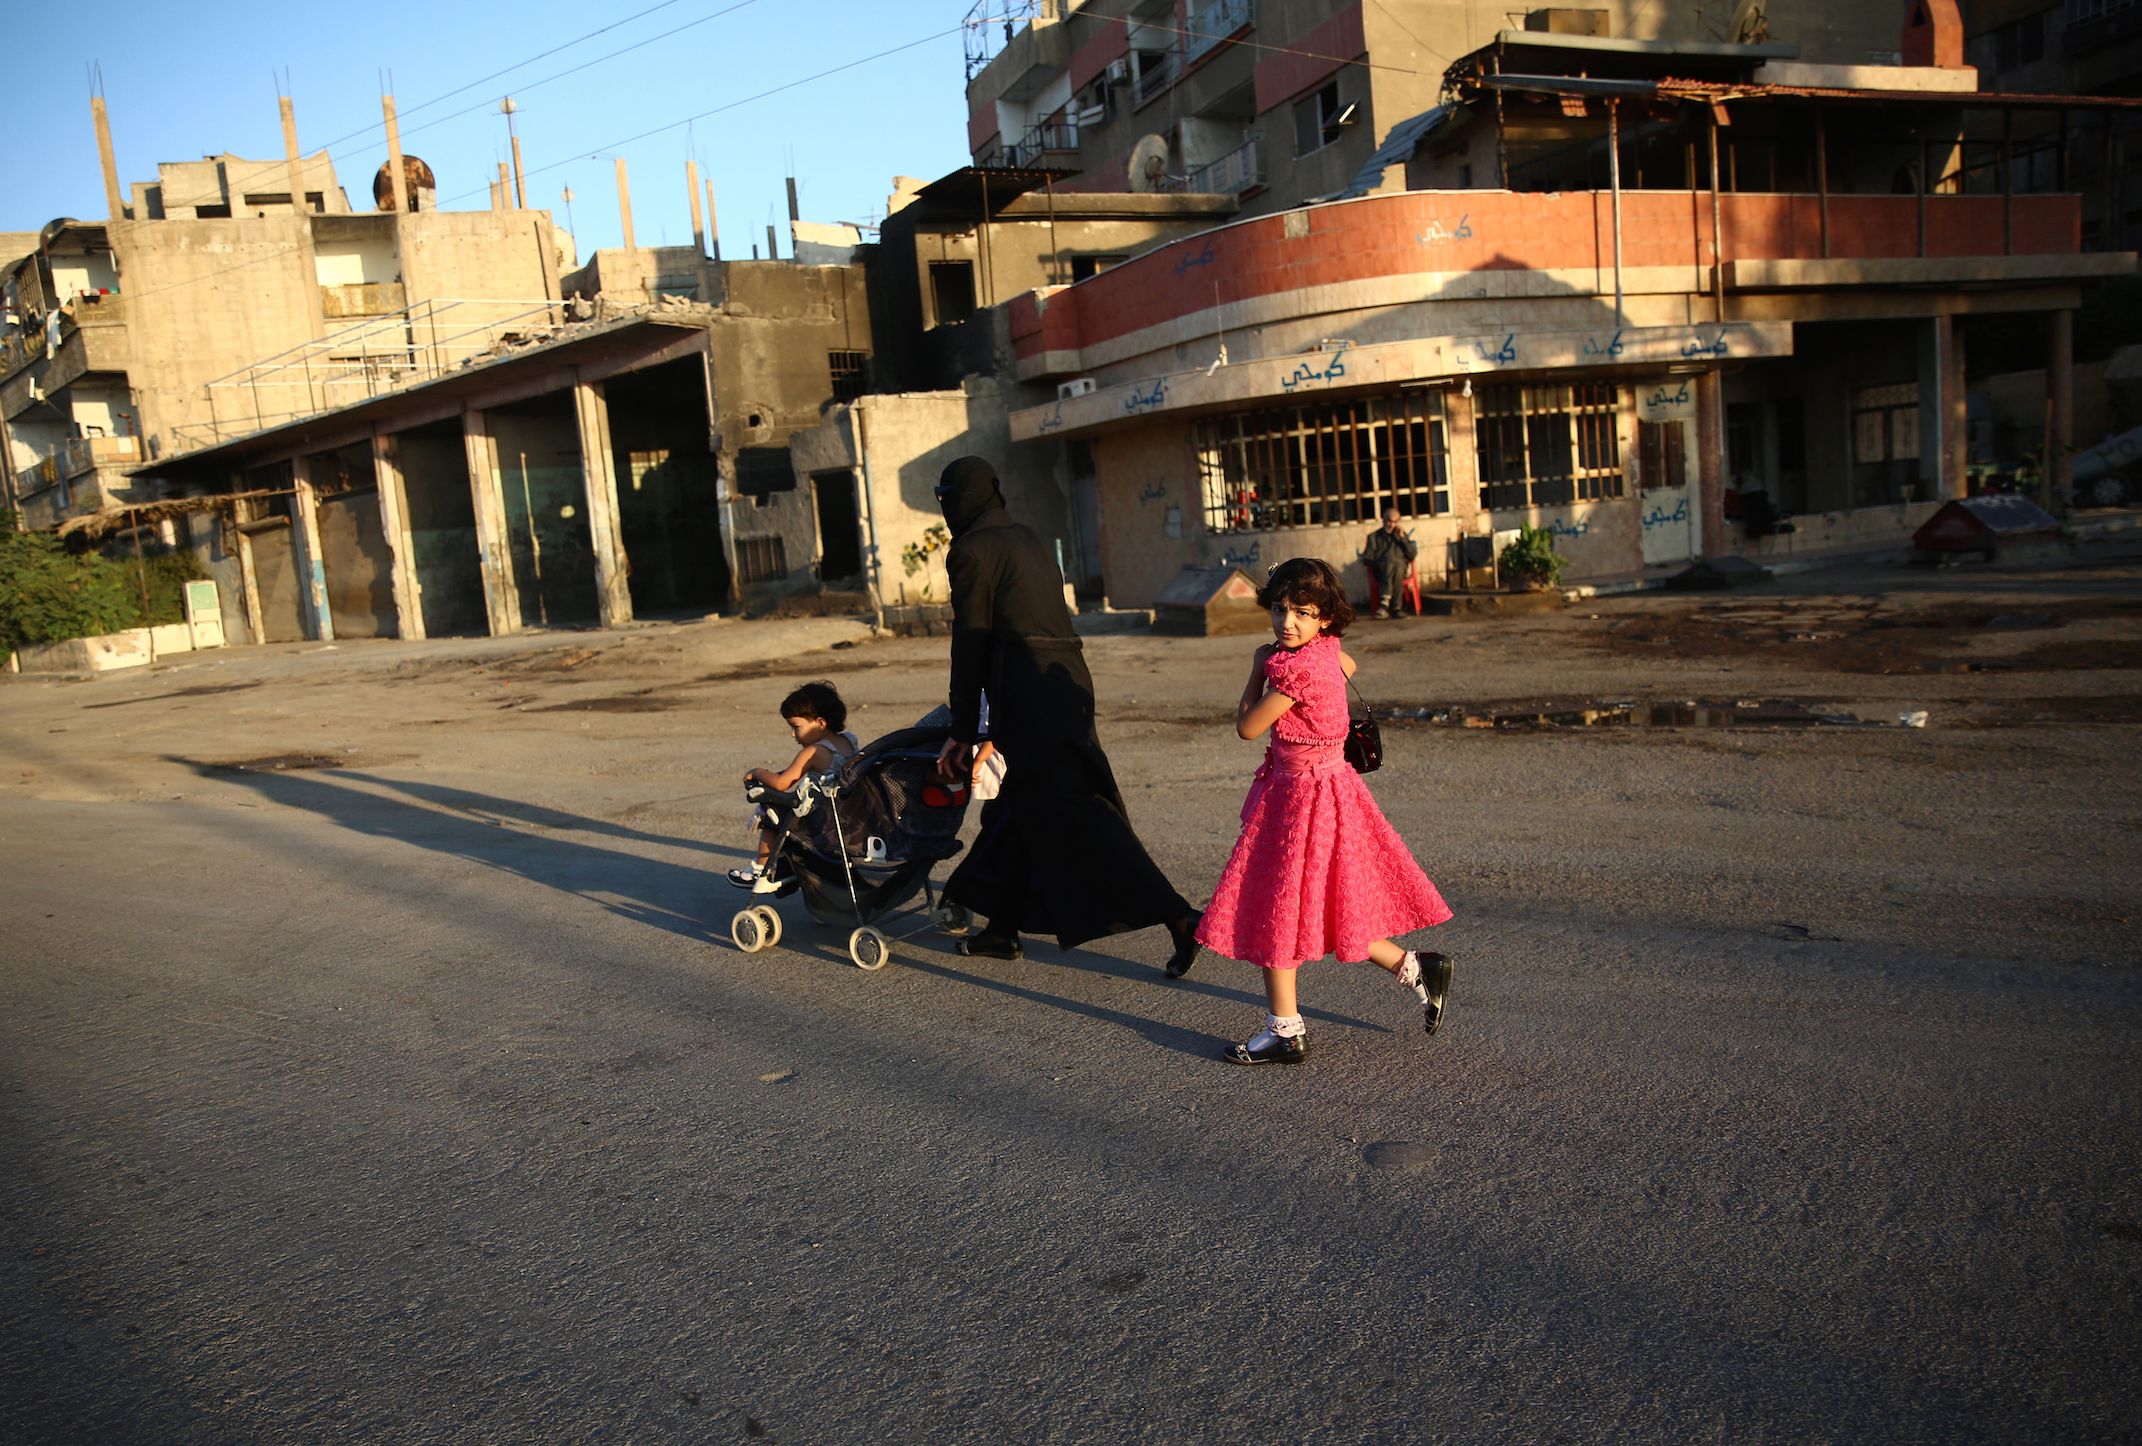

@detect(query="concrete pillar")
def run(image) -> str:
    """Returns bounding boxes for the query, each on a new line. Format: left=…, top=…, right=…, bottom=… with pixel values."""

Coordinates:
left=571, top=380, right=634, bottom=628
left=2048, top=307, right=2074, bottom=509
left=1695, top=368, right=1729, bottom=556
left=291, top=473, right=335, bottom=641
left=461, top=408, right=521, bottom=635
left=381, top=96, right=411, bottom=214
left=92, top=97, right=126, bottom=222
left=370, top=431, right=424, bottom=639
left=1922, top=313, right=1968, bottom=500
left=1443, top=384, right=1483, bottom=586
left=232, top=477, right=267, bottom=646
left=615, top=158, right=636, bottom=253
left=688, top=160, right=706, bottom=256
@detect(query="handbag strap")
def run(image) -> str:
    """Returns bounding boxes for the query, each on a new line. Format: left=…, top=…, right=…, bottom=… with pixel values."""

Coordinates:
left=1345, top=672, right=1371, bottom=716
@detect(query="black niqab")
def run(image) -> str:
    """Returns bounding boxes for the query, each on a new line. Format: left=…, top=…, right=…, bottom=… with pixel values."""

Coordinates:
left=937, top=455, right=1006, bottom=537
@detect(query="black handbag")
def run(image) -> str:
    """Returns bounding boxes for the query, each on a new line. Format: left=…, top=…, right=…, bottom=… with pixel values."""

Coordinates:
left=1344, top=676, right=1382, bottom=774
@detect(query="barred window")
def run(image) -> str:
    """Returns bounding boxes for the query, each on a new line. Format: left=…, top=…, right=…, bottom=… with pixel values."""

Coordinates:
left=1196, top=392, right=1449, bottom=535
left=735, top=535, right=787, bottom=584
left=1476, top=382, right=1624, bottom=510
left=828, top=350, right=869, bottom=402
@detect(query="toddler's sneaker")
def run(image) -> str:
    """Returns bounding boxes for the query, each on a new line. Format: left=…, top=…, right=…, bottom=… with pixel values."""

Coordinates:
left=727, top=863, right=765, bottom=889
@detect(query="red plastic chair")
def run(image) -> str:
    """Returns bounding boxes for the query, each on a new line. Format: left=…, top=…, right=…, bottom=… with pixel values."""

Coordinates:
left=1366, top=557, right=1423, bottom=617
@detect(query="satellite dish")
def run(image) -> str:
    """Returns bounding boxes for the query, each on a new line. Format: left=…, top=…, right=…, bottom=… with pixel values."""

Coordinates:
left=1729, top=0, right=1770, bottom=44
left=1127, top=133, right=1171, bottom=193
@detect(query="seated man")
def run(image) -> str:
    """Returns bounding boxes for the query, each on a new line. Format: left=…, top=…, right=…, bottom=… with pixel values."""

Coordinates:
left=1362, top=507, right=1418, bottom=618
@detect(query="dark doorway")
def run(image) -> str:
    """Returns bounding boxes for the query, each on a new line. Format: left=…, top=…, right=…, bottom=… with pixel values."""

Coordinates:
left=813, top=471, right=863, bottom=584
left=489, top=394, right=600, bottom=628
left=394, top=420, right=488, bottom=637
left=603, top=358, right=729, bottom=617
left=307, top=441, right=394, bottom=638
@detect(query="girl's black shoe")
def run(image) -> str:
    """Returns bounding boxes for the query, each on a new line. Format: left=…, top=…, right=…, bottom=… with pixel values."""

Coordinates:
left=1419, top=952, right=1454, bottom=1035
left=1226, top=1032, right=1307, bottom=1066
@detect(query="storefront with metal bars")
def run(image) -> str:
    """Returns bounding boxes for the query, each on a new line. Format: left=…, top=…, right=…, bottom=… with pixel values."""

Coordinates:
left=1193, top=390, right=1450, bottom=535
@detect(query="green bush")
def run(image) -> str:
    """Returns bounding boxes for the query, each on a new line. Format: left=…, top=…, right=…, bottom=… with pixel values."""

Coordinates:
left=0, top=513, right=208, bottom=652
left=1498, top=524, right=1565, bottom=588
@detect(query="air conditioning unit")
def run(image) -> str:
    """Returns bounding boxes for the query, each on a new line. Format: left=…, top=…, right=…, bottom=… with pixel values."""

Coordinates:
left=1059, top=377, right=1097, bottom=400
left=1104, top=58, right=1130, bottom=86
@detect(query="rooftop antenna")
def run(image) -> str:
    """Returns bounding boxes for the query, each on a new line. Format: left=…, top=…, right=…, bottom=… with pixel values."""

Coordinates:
left=1728, top=0, right=1771, bottom=45
left=561, top=184, right=576, bottom=237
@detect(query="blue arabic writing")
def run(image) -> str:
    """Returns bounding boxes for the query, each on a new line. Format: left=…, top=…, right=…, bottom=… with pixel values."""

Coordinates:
left=1173, top=239, right=1219, bottom=274
left=1584, top=329, right=1626, bottom=358
left=1123, top=378, right=1168, bottom=415
left=1280, top=355, right=1349, bottom=392
left=1645, top=381, right=1691, bottom=410
left=1681, top=330, right=1731, bottom=359
left=1474, top=333, right=1518, bottom=364
left=1544, top=517, right=1590, bottom=541
left=1641, top=499, right=1691, bottom=530
left=1138, top=481, right=1168, bottom=505
left=1037, top=403, right=1065, bottom=434
left=1416, top=214, right=1473, bottom=245
left=1221, top=541, right=1263, bottom=570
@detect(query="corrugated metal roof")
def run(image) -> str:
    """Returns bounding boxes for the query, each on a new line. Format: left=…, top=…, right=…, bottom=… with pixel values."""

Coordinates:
left=1337, top=106, right=1453, bottom=200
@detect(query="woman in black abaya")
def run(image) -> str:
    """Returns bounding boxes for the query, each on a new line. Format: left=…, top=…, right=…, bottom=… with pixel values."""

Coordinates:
left=930, top=456, right=1201, bottom=974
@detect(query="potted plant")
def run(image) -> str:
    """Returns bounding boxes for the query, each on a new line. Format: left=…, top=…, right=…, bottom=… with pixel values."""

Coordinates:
left=1498, top=523, right=1564, bottom=591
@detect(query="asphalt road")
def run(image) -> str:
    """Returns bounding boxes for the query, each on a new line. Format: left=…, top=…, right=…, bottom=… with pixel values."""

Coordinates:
left=3, top=554, right=2139, bottom=1442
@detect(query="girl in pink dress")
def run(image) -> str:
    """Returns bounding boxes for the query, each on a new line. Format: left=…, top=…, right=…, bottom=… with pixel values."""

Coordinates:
left=1191, top=558, right=1454, bottom=1065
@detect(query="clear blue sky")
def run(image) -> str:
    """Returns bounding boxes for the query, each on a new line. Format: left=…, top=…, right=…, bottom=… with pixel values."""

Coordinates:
left=11, top=0, right=978, bottom=260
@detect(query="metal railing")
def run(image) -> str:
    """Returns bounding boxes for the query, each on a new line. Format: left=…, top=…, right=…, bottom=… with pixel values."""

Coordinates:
left=1134, top=49, right=1177, bottom=105
left=186, top=297, right=570, bottom=452
left=61, top=434, right=140, bottom=478
left=1003, top=120, right=1080, bottom=166
left=1184, top=0, right=1255, bottom=64
left=1175, top=133, right=1265, bottom=194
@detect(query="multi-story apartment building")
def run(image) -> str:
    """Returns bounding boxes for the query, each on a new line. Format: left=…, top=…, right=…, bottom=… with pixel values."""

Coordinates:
left=963, top=0, right=1918, bottom=217
left=0, top=118, right=565, bottom=534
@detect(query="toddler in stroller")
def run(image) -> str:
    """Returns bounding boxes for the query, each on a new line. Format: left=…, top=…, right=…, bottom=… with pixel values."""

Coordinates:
left=729, top=706, right=978, bottom=970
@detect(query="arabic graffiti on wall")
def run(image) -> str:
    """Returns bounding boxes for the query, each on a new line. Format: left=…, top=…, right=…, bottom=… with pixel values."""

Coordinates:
left=1280, top=353, right=1349, bottom=393
left=1220, top=540, right=1263, bottom=570
left=1173, top=239, right=1219, bottom=274
left=1417, top=214, right=1473, bottom=246
left=1641, top=498, right=1691, bottom=530
left=1123, top=378, right=1168, bottom=415
left=1473, top=333, right=1518, bottom=364
left=1138, top=481, right=1167, bottom=506
left=1584, top=330, right=1625, bottom=359
left=1542, top=516, right=1590, bottom=542
left=1037, top=402, right=1065, bottom=434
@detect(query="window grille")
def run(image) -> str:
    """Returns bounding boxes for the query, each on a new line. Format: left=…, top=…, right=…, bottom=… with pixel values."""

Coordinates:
left=736, top=535, right=787, bottom=584
left=1195, top=391, right=1448, bottom=535
left=828, top=350, right=869, bottom=402
left=1475, top=382, right=1624, bottom=510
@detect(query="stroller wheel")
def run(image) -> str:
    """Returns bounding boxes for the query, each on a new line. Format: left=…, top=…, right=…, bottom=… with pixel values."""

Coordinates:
left=933, top=901, right=972, bottom=936
left=752, top=905, right=783, bottom=949
left=730, top=908, right=768, bottom=954
left=848, top=926, right=890, bottom=972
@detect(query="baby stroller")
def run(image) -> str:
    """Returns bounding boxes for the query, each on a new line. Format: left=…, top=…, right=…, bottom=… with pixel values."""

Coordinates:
left=728, top=708, right=976, bottom=970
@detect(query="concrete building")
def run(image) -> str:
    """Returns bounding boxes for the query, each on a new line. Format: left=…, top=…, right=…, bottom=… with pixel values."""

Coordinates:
left=1, top=126, right=567, bottom=535
left=989, top=19, right=2140, bottom=604
left=962, top=0, right=1921, bottom=218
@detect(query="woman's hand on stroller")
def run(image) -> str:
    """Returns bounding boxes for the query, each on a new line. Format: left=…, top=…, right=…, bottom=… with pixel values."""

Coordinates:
left=935, top=736, right=974, bottom=784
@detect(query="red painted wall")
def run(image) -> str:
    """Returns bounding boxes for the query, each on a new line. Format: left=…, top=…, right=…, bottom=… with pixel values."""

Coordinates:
left=1253, top=3, right=1365, bottom=115
left=1008, top=189, right=2086, bottom=360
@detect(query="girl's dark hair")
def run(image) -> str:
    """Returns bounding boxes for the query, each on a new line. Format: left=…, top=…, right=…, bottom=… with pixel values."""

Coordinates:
left=1256, top=557, right=1355, bottom=636
left=780, top=680, right=846, bottom=730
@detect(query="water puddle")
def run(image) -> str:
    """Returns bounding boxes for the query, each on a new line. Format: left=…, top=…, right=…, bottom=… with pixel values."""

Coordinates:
left=1400, top=698, right=1883, bottom=731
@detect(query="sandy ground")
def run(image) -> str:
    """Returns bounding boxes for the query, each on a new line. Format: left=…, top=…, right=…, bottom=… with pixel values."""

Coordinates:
left=2, top=547, right=2138, bottom=1441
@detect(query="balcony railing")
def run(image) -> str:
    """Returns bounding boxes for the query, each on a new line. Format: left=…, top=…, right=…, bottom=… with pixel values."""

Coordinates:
left=1175, top=133, right=1265, bottom=195
left=1183, top=0, right=1255, bottom=64
left=61, top=434, right=140, bottom=478
left=1133, top=49, right=1177, bottom=105
left=1002, top=120, right=1080, bottom=167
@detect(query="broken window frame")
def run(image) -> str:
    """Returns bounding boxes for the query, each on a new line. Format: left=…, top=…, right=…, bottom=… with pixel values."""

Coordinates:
left=1195, top=390, right=1450, bottom=536
left=828, top=350, right=870, bottom=402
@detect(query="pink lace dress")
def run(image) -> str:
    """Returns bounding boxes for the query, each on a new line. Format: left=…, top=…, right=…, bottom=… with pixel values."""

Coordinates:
left=1195, top=634, right=1452, bottom=969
